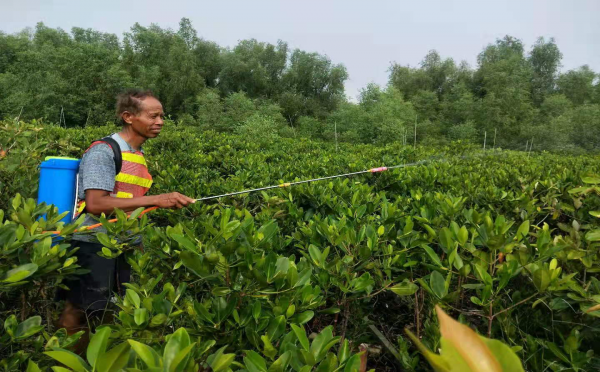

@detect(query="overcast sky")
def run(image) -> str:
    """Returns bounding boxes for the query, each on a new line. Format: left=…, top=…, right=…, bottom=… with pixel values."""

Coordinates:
left=2, top=0, right=599, bottom=100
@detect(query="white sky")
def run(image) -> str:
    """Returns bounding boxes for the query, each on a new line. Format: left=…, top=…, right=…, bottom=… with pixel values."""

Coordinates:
left=2, top=0, right=599, bottom=100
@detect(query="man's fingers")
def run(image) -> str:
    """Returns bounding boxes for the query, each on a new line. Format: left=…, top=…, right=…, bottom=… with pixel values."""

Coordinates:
left=177, top=194, right=195, bottom=206
left=175, top=195, right=187, bottom=206
left=155, top=193, right=194, bottom=209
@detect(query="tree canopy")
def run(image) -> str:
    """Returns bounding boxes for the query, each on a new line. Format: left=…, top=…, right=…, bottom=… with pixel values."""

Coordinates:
left=0, top=19, right=598, bottom=151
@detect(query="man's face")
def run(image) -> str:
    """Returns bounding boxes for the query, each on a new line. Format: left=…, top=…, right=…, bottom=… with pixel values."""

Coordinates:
left=127, top=97, right=164, bottom=138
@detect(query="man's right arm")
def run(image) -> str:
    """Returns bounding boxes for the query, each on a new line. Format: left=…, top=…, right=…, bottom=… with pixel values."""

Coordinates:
left=84, top=189, right=195, bottom=215
left=81, top=144, right=194, bottom=215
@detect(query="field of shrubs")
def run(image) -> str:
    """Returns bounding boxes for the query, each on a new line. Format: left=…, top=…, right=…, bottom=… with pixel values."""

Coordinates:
left=2, top=119, right=600, bottom=371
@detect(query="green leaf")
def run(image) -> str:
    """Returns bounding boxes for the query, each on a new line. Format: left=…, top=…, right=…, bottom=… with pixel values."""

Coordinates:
left=308, top=245, right=323, bottom=267
left=244, top=350, right=267, bottom=372
left=180, top=251, right=209, bottom=277
left=4, top=315, right=17, bottom=336
left=310, top=326, right=336, bottom=361
left=87, top=326, right=111, bottom=369
left=2, top=263, right=38, bottom=283
left=169, top=342, right=196, bottom=372
left=389, top=280, right=418, bottom=297
left=405, top=330, right=450, bottom=372
left=274, top=257, right=290, bottom=280
left=582, top=176, right=600, bottom=184
left=128, top=339, right=161, bottom=368
left=150, top=313, right=168, bottom=327
left=45, top=349, right=91, bottom=372
left=286, top=304, right=296, bottom=318
left=533, top=269, right=551, bottom=292
left=266, top=315, right=286, bottom=341
left=338, top=339, right=350, bottom=364
left=261, top=335, right=278, bottom=360
left=96, top=342, right=131, bottom=372
left=51, top=367, right=73, bottom=372
left=15, top=315, right=43, bottom=339
left=351, top=272, right=374, bottom=293
left=438, top=339, right=472, bottom=371
left=128, top=207, right=145, bottom=221
left=430, top=271, right=447, bottom=299
left=343, top=354, right=362, bottom=372
left=26, top=360, right=41, bottom=372
left=545, top=341, right=570, bottom=364
left=291, top=323, right=310, bottom=351
left=267, top=351, right=291, bottom=372
left=294, top=310, right=314, bottom=325
left=421, top=245, right=442, bottom=267
left=585, top=229, right=600, bottom=242
left=126, top=289, right=140, bottom=309
left=316, top=352, right=338, bottom=372
left=96, top=233, right=113, bottom=248
left=457, top=226, right=468, bottom=245
left=516, top=220, right=529, bottom=240
left=590, top=211, right=600, bottom=218
left=253, top=301, right=262, bottom=321
left=439, top=227, right=454, bottom=252
left=12, top=193, right=22, bottom=210
left=208, top=346, right=235, bottom=372
left=134, top=308, right=148, bottom=326
left=480, top=336, right=525, bottom=371
left=171, top=233, right=198, bottom=252
left=319, top=307, right=341, bottom=314
left=163, top=328, right=191, bottom=371
left=294, top=268, right=312, bottom=288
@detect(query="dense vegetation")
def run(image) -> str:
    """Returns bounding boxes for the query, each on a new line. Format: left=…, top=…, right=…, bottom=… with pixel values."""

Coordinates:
left=1, top=19, right=599, bottom=151
left=2, top=120, right=600, bottom=371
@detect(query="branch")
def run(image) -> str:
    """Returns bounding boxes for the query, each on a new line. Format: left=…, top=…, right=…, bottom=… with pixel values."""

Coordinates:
left=492, top=293, right=539, bottom=318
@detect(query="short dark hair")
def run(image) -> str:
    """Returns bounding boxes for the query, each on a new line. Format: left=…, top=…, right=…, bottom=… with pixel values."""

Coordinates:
left=116, top=89, right=156, bottom=125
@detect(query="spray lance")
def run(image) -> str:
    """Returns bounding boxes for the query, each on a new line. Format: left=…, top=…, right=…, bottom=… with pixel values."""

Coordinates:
left=40, top=151, right=499, bottom=235
left=40, top=159, right=436, bottom=235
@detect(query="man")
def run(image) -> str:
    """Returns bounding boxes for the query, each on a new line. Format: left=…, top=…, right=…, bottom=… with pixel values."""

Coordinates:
left=58, top=89, right=194, bottom=341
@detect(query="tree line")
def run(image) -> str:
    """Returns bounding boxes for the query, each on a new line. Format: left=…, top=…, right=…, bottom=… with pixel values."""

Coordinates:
left=1, top=18, right=599, bottom=151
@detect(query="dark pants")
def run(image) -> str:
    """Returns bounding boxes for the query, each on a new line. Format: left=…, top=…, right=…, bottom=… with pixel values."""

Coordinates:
left=56, top=240, right=130, bottom=314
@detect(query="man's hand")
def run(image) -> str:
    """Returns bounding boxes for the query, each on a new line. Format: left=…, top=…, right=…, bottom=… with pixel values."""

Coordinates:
left=152, top=192, right=196, bottom=209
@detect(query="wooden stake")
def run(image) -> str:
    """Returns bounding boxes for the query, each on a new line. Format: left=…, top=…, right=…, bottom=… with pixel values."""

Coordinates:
left=483, top=131, right=487, bottom=150
left=493, top=128, right=497, bottom=149
left=414, top=115, right=417, bottom=149
left=16, top=106, right=24, bottom=122
left=334, top=121, right=338, bottom=152
left=528, top=138, right=533, bottom=157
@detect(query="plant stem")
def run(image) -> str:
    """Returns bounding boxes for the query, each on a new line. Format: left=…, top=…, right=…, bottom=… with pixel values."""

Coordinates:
left=415, top=290, right=421, bottom=339
left=340, top=299, right=350, bottom=343
left=492, top=293, right=538, bottom=318
left=488, top=301, right=493, bottom=338
left=21, top=292, right=26, bottom=321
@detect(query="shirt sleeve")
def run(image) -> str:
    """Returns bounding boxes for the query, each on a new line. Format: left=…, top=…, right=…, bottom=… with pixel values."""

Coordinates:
left=80, top=143, right=116, bottom=193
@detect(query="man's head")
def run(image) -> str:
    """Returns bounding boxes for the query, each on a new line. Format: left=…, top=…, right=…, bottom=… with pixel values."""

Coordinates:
left=116, top=89, right=164, bottom=138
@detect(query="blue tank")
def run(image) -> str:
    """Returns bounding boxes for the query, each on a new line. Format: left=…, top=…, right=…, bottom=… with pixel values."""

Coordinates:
left=37, top=157, right=81, bottom=224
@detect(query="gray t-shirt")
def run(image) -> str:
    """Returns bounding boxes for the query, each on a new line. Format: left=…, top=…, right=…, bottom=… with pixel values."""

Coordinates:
left=73, top=133, right=144, bottom=242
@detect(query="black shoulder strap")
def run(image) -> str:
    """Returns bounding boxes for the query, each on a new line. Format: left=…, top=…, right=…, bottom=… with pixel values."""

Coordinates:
left=97, top=136, right=122, bottom=174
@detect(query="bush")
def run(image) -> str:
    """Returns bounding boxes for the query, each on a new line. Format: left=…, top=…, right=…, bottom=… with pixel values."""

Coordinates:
left=447, top=120, right=478, bottom=142
left=2, top=120, right=600, bottom=371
